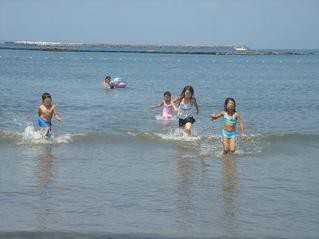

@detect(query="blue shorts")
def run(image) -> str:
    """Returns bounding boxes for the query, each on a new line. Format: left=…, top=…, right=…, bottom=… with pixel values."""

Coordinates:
left=38, top=117, right=52, bottom=128
left=222, top=130, right=237, bottom=139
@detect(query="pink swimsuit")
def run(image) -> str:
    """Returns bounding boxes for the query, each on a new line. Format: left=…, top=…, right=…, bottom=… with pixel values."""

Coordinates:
left=162, top=102, right=173, bottom=119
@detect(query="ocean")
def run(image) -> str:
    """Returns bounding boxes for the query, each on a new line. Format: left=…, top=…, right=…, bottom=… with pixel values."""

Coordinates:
left=0, top=46, right=319, bottom=238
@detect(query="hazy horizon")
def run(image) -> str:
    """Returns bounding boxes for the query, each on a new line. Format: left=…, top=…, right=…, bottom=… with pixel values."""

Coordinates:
left=1, top=0, right=319, bottom=49
left=2, top=41, right=319, bottom=51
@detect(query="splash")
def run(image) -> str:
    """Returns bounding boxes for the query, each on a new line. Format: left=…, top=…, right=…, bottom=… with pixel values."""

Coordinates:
left=128, top=128, right=202, bottom=143
left=155, top=114, right=177, bottom=121
left=21, top=125, right=74, bottom=145
left=154, top=128, right=201, bottom=142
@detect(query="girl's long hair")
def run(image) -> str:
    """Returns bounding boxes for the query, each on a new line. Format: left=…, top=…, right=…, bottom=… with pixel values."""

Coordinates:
left=176, top=85, right=194, bottom=105
left=180, top=85, right=194, bottom=99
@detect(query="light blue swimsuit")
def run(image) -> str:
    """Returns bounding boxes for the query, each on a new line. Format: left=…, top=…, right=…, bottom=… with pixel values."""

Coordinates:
left=222, top=113, right=237, bottom=139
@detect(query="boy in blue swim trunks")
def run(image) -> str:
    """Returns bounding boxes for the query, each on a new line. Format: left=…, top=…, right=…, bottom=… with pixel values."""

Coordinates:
left=210, top=98, right=245, bottom=154
left=38, top=92, right=62, bottom=137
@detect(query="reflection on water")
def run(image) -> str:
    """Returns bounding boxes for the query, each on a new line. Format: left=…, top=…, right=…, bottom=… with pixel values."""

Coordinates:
left=37, top=145, right=55, bottom=186
left=35, top=145, right=56, bottom=231
left=173, top=146, right=241, bottom=237
left=174, top=148, right=194, bottom=228
left=222, top=155, right=240, bottom=237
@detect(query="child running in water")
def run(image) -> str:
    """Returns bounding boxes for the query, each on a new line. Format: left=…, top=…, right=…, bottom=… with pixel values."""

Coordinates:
left=210, top=97, right=245, bottom=154
left=38, top=92, right=62, bottom=138
left=172, top=85, right=199, bottom=136
left=151, top=91, right=174, bottom=120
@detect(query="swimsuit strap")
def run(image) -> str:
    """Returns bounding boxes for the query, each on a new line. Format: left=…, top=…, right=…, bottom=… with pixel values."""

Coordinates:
left=179, top=101, right=192, bottom=110
left=223, top=112, right=237, bottom=125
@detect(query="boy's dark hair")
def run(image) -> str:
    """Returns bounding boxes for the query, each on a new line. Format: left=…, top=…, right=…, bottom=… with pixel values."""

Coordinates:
left=163, top=91, right=171, bottom=97
left=42, top=92, right=52, bottom=101
left=105, top=75, right=111, bottom=81
left=224, top=97, right=236, bottom=112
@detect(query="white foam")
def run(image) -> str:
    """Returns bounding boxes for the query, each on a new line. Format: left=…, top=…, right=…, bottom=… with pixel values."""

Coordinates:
left=155, top=114, right=176, bottom=121
left=21, top=125, right=74, bottom=145
left=155, top=128, right=201, bottom=142
left=22, top=125, right=43, bottom=140
left=52, top=134, right=74, bottom=144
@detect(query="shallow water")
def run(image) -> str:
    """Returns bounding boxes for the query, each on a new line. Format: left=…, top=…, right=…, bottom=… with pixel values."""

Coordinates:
left=0, top=48, right=319, bottom=238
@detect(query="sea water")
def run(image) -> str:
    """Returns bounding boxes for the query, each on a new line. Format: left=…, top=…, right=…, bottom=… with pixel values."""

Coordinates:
left=0, top=48, right=319, bottom=238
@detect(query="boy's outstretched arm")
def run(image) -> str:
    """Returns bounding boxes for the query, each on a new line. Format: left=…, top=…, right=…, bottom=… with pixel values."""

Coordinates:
left=53, top=105, right=62, bottom=121
left=38, top=107, right=42, bottom=117
left=210, top=112, right=223, bottom=121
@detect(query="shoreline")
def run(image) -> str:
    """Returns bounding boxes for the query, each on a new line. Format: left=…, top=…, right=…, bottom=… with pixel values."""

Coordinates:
left=0, top=46, right=309, bottom=56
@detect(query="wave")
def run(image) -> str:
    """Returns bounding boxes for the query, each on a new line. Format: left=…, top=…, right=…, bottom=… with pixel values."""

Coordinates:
left=128, top=130, right=204, bottom=143
left=250, top=133, right=319, bottom=143
left=1, top=127, right=318, bottom=146
left=127, top=131, right=319, bottom=146
left=0, top=126, right=81, bottom=145
left=0, top=231, right=252, bottom=239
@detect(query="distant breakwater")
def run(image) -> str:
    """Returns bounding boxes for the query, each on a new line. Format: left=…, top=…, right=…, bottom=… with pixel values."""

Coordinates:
left=0, top=46, right=309, bottom=56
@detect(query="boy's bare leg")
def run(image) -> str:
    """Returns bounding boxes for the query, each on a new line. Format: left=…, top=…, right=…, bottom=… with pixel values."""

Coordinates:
left=40, top=127, right=50, bottom=138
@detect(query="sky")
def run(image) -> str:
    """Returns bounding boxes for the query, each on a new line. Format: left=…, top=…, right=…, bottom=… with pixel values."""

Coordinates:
left=0, top=0, right=318, bottom=49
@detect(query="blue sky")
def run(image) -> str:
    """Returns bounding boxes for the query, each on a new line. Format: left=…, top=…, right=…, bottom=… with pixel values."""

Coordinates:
left=1, top=0, right=318, bottom=49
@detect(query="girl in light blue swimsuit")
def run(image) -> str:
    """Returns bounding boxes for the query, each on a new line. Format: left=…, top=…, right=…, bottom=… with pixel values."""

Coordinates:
left=172, top=85, right=199, bottom=136
left=211, top=98, right=245, bottom=154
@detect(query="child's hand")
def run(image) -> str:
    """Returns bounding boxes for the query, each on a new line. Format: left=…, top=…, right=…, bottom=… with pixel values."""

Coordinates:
left=210, top=114, right=216, bottom=121
left=55, top=114, right=62, bottom=121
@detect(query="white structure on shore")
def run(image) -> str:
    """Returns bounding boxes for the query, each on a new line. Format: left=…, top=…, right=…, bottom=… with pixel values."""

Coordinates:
left=14, top=41, right=83, bottom=46
left=234, top=45, right=249, bottom=51
left=15, top=41, right=64, bottom=46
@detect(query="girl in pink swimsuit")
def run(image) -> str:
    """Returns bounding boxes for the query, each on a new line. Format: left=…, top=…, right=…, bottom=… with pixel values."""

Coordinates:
left=151, top=91, right=173, bottom=120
